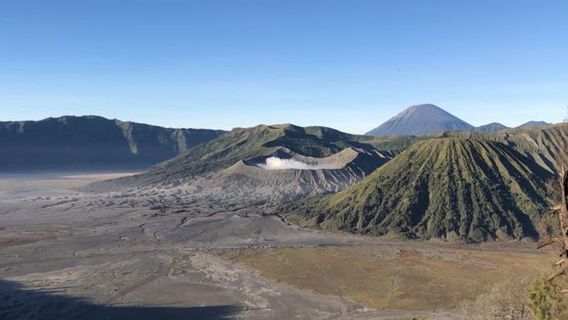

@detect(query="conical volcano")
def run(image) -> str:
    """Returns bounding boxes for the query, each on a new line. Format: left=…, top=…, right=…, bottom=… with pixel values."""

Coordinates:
left=366, top=104, right=474, bottom=137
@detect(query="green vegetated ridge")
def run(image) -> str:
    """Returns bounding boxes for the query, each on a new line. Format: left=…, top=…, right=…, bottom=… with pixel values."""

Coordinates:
left=94, top=123, right=395, bottom=189
left=361, top=135, right=423, bottom=151
left=294, top=124, right=568, bottom=241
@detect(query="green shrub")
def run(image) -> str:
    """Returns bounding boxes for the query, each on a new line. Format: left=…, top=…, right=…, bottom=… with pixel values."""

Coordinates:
left=528, top=276, right=568, bottom=320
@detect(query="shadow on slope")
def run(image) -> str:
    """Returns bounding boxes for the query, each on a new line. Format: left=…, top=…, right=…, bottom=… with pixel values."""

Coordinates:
left=294, top=137, right=555, bottom=241
left=0, top=279, right=242, bottom=320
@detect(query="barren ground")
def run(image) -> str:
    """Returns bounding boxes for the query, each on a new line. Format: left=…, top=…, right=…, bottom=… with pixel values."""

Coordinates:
left=0, top=172, right=555, bottom=320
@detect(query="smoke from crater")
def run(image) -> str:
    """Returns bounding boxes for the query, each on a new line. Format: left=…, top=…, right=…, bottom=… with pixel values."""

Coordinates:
left=258, top=157, right=338, bottom=170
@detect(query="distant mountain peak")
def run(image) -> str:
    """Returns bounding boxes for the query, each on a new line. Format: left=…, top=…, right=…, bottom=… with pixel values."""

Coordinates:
left=366, top=104, right=474, bottom=137
left=474, top=122, right=509, bottom=133
left=401, top=103, right=443, bottom=112
left=518, top=121, right=550, bottom=128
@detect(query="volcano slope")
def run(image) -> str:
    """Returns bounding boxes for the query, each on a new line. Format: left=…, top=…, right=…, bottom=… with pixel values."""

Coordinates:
left=89, top=124, right=398, bottom=202
left=292, top=134, right=559, bottom=242
left=438, top=123, right=568, bottom=175
left=495, top=123, right=568, bottom=173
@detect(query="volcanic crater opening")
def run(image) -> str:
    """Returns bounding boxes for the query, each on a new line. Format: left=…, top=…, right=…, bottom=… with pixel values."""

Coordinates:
left=257, top=156, right=342, bottom=170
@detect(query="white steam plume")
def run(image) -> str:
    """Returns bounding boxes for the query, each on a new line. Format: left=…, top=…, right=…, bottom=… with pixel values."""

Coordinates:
left=258, top=157, right=338, bottom=170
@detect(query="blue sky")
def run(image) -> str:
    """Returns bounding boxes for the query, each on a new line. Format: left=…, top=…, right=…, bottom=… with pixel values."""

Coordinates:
left=1, top=0, right=567, bottom=133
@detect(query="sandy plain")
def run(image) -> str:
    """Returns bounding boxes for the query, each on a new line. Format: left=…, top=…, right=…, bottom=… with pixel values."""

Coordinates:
left=0, top=172, right=554, bottom=320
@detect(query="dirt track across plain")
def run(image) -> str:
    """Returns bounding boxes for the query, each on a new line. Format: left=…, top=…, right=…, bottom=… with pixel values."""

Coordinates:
left=0, top=172, right=551, bottom=320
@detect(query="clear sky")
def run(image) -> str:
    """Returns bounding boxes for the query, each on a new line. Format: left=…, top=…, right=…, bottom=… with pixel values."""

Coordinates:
left=1, top=0, right=567, bottom=134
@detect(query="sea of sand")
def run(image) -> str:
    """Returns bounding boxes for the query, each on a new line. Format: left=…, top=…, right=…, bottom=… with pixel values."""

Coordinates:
left=0, top=172, right=553, bottom=320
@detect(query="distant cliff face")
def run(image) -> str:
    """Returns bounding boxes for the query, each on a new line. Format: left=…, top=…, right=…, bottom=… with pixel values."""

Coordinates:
left=0, top=116, right=225, bottom=171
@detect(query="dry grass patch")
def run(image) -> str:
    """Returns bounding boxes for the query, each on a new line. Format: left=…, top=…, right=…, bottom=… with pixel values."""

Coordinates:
left=223, top=244, right=552, bottom=310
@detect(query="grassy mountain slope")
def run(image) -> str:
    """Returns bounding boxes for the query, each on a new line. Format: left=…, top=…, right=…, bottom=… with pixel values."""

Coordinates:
left=92, top=124, right=391, bottom=190
left=361, top=135, right=423, bottom=151
left=497, top=123, right=568, bottom=173
left=294, top=137, right=554, bottom=241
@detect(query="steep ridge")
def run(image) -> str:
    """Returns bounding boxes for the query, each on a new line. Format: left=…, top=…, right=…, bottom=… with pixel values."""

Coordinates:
left=0, top=116, right=224, bottom=170
left=442, top=124, right=568, bottom=173
left=493, top=123, right=568, bottom=173
left=294, top=137, right=555, bottom=241
left=101, top=124, right=375, bottom=185
left=366, top=104, right=474, bottom=137
left=90, top=124, right=398, bottom=199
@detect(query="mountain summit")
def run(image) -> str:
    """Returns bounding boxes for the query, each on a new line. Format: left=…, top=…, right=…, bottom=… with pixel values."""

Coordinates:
left=365, top=104, right=474, bottom=137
